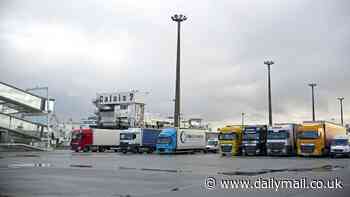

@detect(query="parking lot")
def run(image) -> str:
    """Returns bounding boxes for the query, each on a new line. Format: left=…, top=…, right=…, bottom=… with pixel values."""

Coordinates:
left=0, top=150, right=349, bottom=197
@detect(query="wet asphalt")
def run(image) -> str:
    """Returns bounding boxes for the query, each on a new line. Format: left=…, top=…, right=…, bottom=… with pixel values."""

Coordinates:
left=0, top=150, right=349, bottom=197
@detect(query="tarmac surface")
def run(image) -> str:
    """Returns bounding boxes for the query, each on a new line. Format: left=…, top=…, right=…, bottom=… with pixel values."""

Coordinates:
left=0, top=150, right=349, bottom=197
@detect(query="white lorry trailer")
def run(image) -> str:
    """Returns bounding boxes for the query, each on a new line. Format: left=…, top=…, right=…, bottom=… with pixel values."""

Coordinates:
left=70, top=128, right=123, bottom=152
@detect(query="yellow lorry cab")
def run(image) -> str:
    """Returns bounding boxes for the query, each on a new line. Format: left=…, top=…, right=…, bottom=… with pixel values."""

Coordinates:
left=218, top=125, right=243, bottom=156
left=297, top=121, right=347, bottom=156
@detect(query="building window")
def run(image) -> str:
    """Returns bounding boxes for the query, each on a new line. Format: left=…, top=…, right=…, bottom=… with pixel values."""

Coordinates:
left=120, top=104, right=128, bottom=110
left=113, top=96, right=117, bottom=102
left=130, top=93, right=134, bottom=101
left=123, top=96, right=126, bottom=101
left=99, top=96, right=103, bottom=103
left=104, top=96, right=108, bottom=102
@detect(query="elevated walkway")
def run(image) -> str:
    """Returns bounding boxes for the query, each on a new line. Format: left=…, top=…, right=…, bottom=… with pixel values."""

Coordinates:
left=0, top=82, right=47, bottom=114
left=0, top=82, right=49, bottom=147
left=0, top=112, right=47, bottom=141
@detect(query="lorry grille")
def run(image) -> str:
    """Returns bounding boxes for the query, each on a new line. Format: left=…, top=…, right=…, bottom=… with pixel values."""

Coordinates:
left=333, top=149, right=343, bottom=153
left=221, top=145, right=232, bottom=152
left=119, top=142, right=129, bottom=147
left=301, top=145, right=314, bottom=153
left=269, top=142, right=284, bottom=149
left=245, top=146, right=256, bottom=152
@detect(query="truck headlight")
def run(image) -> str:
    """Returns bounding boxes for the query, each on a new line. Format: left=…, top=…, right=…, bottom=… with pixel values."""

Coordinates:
left=256, top=149, right=260, bottom=153
left=267, top=148, right=271, bottom=153
left=282, top=148, right=286, bottom=153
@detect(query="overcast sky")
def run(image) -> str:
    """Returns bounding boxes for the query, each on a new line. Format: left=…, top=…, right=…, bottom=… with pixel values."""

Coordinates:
left=0, top=0, right=349, bottom=125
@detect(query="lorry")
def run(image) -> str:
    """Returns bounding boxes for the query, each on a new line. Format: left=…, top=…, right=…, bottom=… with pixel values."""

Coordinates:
left=205, top=138, right=219, bottom=153
left=242, top=125, right=267, bottom=156
left=70, top=128, right=123, bottom=152
left=297, top=121, right=347, bottom=156
left=330, top=135, right=350, bottom=158
left=119, top=128, right=161, bottom=154
left=204, top=132, right=219, bottom=153
left=156, top=128, right=208, bottom=153
left=266, top=123, right=299, bottom=156
left=218, top=125, right=243, bottom=156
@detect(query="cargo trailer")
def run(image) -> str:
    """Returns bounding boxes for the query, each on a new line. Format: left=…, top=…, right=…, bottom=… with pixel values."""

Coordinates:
left=119, top=128, right=161, bottom=154
left=70, top=128, right=123, bottom=152
left=156, top=128, right=208, bottom=153
left=297, top=121, right=347, bottom=156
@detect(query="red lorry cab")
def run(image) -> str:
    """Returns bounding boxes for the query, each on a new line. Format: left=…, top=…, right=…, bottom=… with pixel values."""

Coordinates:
left=71, top=128, right=93, bottom=152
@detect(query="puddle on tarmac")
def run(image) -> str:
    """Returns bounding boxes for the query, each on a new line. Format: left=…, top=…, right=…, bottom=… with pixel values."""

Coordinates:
left=113, top=194, right=132, bottom=197
left=218, top=165, right=345, bottom=176
left=141, top=168, right=180, bottom=173
left=69, top=164, right=93, bottom=168
left=171, top=187, right=179, bottom=191
left=119, top=166, right=191, bottom=173
left=8, top=163, right=51, bottom=168
left=0, top=193, right=14, bottom=197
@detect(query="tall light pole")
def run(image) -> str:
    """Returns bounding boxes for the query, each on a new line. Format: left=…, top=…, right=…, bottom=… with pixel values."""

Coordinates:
left=337, top=97, right=344, bottom=125
left=171, top=14, right=187, bottom=128
left=241, top=112, right=245, bottom=129
left=308, top=83, right=317, bottom=121
left=264, top=60, right=274, bottom=126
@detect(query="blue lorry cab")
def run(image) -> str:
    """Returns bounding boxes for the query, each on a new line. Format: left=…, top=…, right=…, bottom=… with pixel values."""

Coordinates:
left=156, top=128, right=177, bottom=153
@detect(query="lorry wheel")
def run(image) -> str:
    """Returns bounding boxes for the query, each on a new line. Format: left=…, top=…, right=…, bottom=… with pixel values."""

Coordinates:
left=83, top=147, right=90, bottom=152
left=137, top=148, right=142, bottom=154
left=75, top=149, right=79, bottom=153
left=122, top=149, right=127, bottom=154
left=98, top=147, right=105, bottom=152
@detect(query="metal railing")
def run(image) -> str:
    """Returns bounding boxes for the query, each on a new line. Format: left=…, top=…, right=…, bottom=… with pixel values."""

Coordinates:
left=0, top=112, right=47, bottom=139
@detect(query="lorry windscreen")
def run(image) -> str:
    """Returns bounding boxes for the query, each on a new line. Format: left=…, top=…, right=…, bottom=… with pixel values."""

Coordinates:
left=297, top=131, right=319, bottom=139
left=332, top=139, right=348, bottom=146
left=207, top=140, right=218, bottom=146
left=157, top=137, right=171, bottom=144
left=267, top=130, right=289, bottom=139
left=243, top=133, right=259, bottom=140
left=71, top=132, right=81, bottom=140
left=219, top=133, right=236, bottom=140
left=120, top=133, right=134, bottom=140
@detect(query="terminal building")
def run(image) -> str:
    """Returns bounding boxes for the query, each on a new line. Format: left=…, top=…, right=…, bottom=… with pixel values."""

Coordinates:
left=93, top=91, right=146, bottom=129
